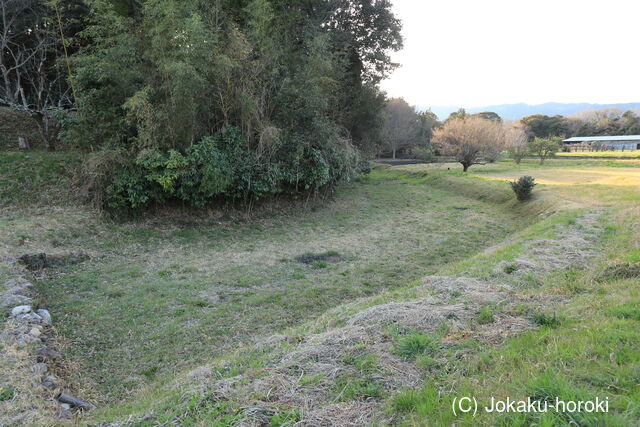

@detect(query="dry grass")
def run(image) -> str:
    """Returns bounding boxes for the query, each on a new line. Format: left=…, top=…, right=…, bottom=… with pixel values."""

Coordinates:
left=0, top=325, right=57, bottom=425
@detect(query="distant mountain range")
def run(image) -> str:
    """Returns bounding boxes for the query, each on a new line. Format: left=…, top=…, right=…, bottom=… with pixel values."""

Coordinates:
left=420, top=103, right=640, bottom=121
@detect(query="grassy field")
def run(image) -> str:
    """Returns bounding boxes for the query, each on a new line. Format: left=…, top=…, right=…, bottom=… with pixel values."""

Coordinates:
left=1, top=154, right=639, bottom=425
left=0, top=153, right=536, bottom=403
left=560, top=151, right=640, bottom=158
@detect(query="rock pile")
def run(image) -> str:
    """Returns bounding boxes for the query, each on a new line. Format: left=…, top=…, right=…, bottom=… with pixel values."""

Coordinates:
left=1, top=277, right=93, bottom=422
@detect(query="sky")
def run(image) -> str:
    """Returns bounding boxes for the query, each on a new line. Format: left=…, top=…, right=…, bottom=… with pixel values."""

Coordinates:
left=381, top=0, right=640, bottom=109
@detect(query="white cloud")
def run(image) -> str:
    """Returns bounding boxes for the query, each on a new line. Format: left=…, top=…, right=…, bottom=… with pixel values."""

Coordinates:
left=381, top=0, right=640, bottom=108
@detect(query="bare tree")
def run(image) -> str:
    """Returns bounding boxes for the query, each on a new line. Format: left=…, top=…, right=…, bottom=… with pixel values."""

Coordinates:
left=433, top=117, right=504, bottom=172
left=382, top=98, right=420, bottom=159
left=505, top=122, right=530, bottom=164
left=0, top=0, right=71, bottom=150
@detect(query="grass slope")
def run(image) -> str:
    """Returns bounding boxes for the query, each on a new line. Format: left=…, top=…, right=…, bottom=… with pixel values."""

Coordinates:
left=2, top=153, right=639, bottom=425
left=0, top=155, right=535, bottom=406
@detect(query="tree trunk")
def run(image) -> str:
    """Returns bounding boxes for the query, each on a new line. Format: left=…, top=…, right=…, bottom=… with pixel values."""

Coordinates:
left=18, top=136, right=30, bottom=150
left=462, top=163, right=469, bottom=172
left=35, top=112, right=55, bottom=151
left=392, top=148, right=396, bottom=159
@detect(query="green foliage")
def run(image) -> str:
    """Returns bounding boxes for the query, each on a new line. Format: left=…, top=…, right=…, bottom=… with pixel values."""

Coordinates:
left=607, top=301, right=640, bottom=321
left=531, top=311, right=563, bottom=327
left=100, top=127, right=359, bottom=214
left=528, top=137, right=562, bottom=164
left=413, top=146, right=436, bottom=162
left=472, top=111, right=502, bottom=122
left=391, top=332, right=438, bottom=360
left=509, top=176, right=536, bottom=201
left=69, top=0, right=401, bottom=212
left=335, top=376, right=386, bottom=401
left=0, top=386, right=14, bottom=402
left=268, top=407, right=301, bottom=426
left=521, top=114, right=569, bottom=139
left=476, top=305, right=495, bottom=325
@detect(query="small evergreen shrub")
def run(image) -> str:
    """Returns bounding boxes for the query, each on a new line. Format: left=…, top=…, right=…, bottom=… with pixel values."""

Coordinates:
left=510, top=176, right=536, bottom=201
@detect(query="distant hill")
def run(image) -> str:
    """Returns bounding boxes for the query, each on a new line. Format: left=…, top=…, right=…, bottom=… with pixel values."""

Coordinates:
left=420, top=102, right=640, bottom=121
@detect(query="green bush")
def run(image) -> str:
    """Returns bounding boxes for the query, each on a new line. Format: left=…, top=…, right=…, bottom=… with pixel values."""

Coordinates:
left=99, top=127, right=360, bottom=215
left=413, top=146, right=436, bottom=162
left=510, top=176, right=536, bottom=201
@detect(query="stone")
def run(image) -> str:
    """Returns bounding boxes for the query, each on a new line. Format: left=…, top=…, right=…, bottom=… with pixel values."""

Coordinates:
left=2, top=295, right=33, bottom=310
left=3, top=278, right=29, bottom=288
left=15, top=312, right=42, bottom=323
left=10, top=305, right=32, bottom=316
left=42, top=375, right=59, bottom=390
left=18, top=253, right=48, bottom=270
left=37, top=309, right=52, bottom=325
left=5, top=283, right=33, bottom=295
left=58, top=407, right=73, bottom=420
left=31, top=362, right=48, bottom=375
left=19, top=252, right=90, bottom=270
left=60, top=403, right=71, bottom=410
left=30, top=327, right=42, bottom=337
left=36, top=347, right=62, bottom=362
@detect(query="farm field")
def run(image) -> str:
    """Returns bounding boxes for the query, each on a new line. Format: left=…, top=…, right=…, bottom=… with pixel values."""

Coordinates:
left=1, top=154, right=639, bottom=425
left=559, top=151, right=640, bottom=158
left=402, top=158, right=640, bottom=187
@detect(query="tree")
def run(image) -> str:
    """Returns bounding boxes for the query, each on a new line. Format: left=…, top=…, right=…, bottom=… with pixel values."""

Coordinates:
left=505, top=122, right=530, bottom=164
left=528, top=137, right=561, bottom=164
left=432, top=117, right=505, bottom=172
left=322, top=0, right=403, bottom=152
left=521, top=114, right=568, bottom=139
left=472, top=111, right=501, bottom=122
left=417, top=109, right=440, bottom=144
left=0, top=0, right=73, bottom=150
left=70, top=0, right=404, bottom=211
left=617, top=110, right=640, bottom=135
left=381, top=98, right=420, bottom=159
left=445, top=108, right=467, bottom=123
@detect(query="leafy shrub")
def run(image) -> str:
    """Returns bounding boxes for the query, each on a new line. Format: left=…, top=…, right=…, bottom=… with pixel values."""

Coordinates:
left=96, top=127, right=361, bottom=215
left=413, top=146, right=436, bottom=162
left=510, top=176, right=536, bottom=201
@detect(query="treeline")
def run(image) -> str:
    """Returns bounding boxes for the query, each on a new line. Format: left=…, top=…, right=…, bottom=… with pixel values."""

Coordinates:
left=379, top=104, right=640, bottom=162
left=0, top=0, right=403, bottom=214
left=520, top=108, right=640, bottom=139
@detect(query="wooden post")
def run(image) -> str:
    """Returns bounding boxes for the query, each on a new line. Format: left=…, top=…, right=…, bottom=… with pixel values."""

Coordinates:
left=18, top=136, right=30, bottom=150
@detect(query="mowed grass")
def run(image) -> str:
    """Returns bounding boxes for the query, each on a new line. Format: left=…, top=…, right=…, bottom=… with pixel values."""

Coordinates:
left=0, top=153, right=533, bottom=402
left=390, top=208, right=640, bottom=426
left=89, top=160, right=640, bottom=425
